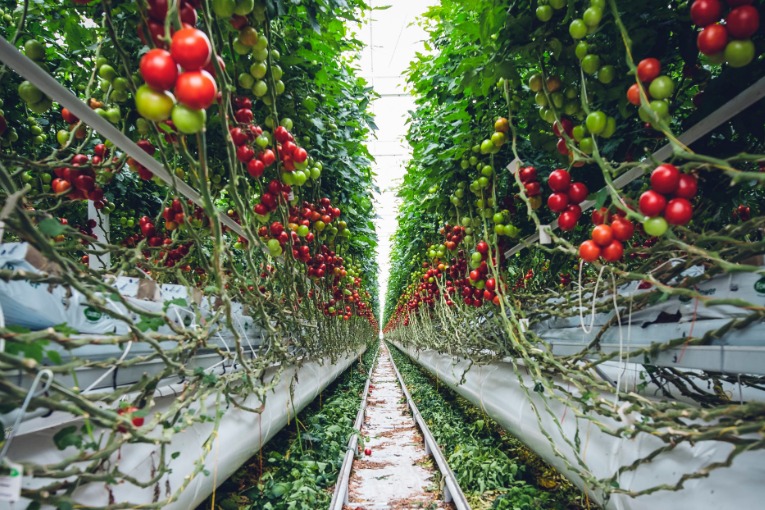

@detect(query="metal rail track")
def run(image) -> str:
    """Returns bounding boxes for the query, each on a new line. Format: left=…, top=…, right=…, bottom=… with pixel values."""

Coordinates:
left=329, top=344, right=470, bottom=510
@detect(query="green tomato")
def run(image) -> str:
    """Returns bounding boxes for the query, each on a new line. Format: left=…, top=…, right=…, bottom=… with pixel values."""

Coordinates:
left=135, top=84, right=174, bottom=122
left=579, top=137, right=594, bottom=154
left=271, top=65, right=284, bottom=81
left=492, top=212, right=504, bottom=224
left=564, top=101, right=579, bottom=116
left=293, top=170, right=308, bottom=186
left=551, top=91, right=564, bottom=109
left=232, top=39, right=250, bottom=55
left=234, top=0, right=255, bottom=15
left=250, top=62, right=268, bottom=79
left=18, top=80, right=43, bottom=104
left=648, top=76, right=674, bottom=100
left=597, top=65, right=615, bottom=84
left=585, top=110, right=607, bottom=135
left=480, top=139, right=494, bottom=154
left=238, top=73, right=255, bottom=89
left=575, top=41, right=588, bottom=60
left=569, top=19, right=588, bottom=40
left=254, top=35, right=269, bottom=51
left=601, top=116, right=617, bottom=138
left=550, top=0, right=567, bottom=8
left=581, top=54, right=601, bottom=75
left=211, top=0, right=236, bottom=17
left=112, top=77, right=129, bottom=91
left=643, top=216, right=668, bottom=237
left=297, top=225, right=309, bottom=237
left=105, top=107, right=121, bottom=124
left=267, top=238, right=283, bottom=256
left=528, top=73, right=544, bottom=92
left=481, top=165, right=493, bottom=177
left=536, top=5, right=553, bottom=22
left=590, top=0, right=605, bottom=7
left=24, top=39, right=45, bottom=61
left=583, top=6, right=603, bottom=27
left=541, top=108, right=556, bottom=123
left=252, top=48, right=268, bottom=62
left=171, top=104, right=206, bottom=134
left=649, top=99, right=670, bottom=120
left=41, top=173, right=51, bottom=184
left=252, top=80, right=268, bottom=97
left=534, top=91, right=548, bottom=107
left=28, top=97, right=52, bottom=114
left=112, top=89, right=129, bottom=103
left=572, top=125, right=587, bottom=141
left=478, top=176, right=490, bottom=189
left=724, top=40, right=755, bottom=68
left=274, top=80, right=285, bottom=95
left=98, top=64, right=117, bottom=82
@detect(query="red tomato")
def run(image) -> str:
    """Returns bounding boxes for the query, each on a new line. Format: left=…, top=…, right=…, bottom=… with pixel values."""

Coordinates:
left=650, top=163, right=680, bottom=194
left=52, top=178, right=72, bottom=194
left=170, top=28, right=211, bottom=71
left=260, top=149, right=276, bottom=167
left=567, top=182, right=588, bottom=204
left=547, top=192, right=570, bottom=213
left=697, top=24, right=728, bottom=55
left=548, top=169, right=571, bottom=192
left=674, top=174, right=698, bottom=199
left=174, top=70, right=217, bottom=109
left=180, top=2, right=198, bottom=26
left=558, top=210, right=578, bottom=231
left=519, top=166, right=537, bottom=183
left=726, top=6, right=759, bottom=39
left=140, top=49, right=178, bottom=91
left=553, top=118, right=574, bottom=138
left=639, top=190, right=667, bottom=217
left=690, top=0, right=722, bottom=27
left=293, top=147, right=308, bottom=163
left=664, top=198, right=693, bottom=225
left=476, top=240, right=489, bottom=255
left=147, top=0, right=168, bottom=22
left=726, top=0, right=754, bottom=7
left=236, top=145, right=255, bottom=163
left=565, top=203, right=582, bottom=219
left=485, top=278, right=496, bottom=291
left=556, top=138, right=570, bottom=156
left=524, top=181, right=541, bottom=196
left=229, top=127, right=249, bottom=146
left=637, top=58, right=661, bottom=82
left=601, top=240, right=624, bottom=262
left=627, top=83, right=642, bottom=105
left=61, top=107, right=79, bottom=124
left=592, top=224, right=614, bottom=247
left=579, top=240, right=601, bottom=262
left=591, top=207, right=609, bottom=225
left=610, top=218, right=634, bottom=241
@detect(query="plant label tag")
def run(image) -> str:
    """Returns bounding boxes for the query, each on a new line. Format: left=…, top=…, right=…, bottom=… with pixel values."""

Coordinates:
left=0, top=461, right=22, bottom=502
left=506, top=158, right=521, bottom=176
left=519, top=318, right=529, bottom=333
left=539, top=225, right=552, bottom=244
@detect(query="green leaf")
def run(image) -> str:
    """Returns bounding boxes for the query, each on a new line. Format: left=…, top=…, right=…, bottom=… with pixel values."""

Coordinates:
left=53, top=426, right=83, bottom=450
left=37, top=218, right=67, bottom=237
left=46, top=350, right=63, bottom=365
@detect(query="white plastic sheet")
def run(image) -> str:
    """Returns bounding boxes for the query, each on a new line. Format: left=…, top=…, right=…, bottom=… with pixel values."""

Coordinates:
left=393, top=342, right=765, bottom=510
left=0, top=349, right=363, bottom=510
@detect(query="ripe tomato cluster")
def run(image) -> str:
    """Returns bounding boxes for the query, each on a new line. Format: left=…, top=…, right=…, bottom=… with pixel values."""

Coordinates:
left=138, top=0, right=201, bottom=49
left=51, top=144, right=115, bottom=210
left=518, top=166, right=543, bottom=210
left=546, top=168, right=588, bottom=231
left=639, top=163, right=698, bottom=236
left=579, top=210, right=635, bottom=263
left=626, top=58, right=675, bottom=126
left=692, top=0, right=759, bottom=67
left=137, top=25, right=216, bottom=134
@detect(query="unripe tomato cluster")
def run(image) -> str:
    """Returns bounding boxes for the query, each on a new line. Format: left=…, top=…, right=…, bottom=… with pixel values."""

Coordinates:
left=137, top=25, right=216, bottom=134
left=639, top=164, right=698, bottom=236
left=578, top=210, right=635, bottom=263
left=17, top=40, right=51, bottom=114
left=546, top=169, right=588, bottom=231
left=691, top=0, right=759, bottom=68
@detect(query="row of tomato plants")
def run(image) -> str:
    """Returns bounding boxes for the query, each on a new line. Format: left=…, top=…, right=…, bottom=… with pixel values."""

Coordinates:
left=0, top=0, right=379, bottom=328
left=384, top=0, right=764, bottom=330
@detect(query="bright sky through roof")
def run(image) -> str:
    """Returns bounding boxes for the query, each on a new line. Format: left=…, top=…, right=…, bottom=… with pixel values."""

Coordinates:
left=356, top=0, right=435, bottom=327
